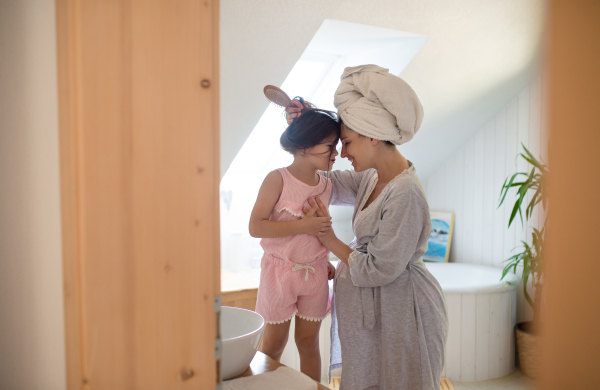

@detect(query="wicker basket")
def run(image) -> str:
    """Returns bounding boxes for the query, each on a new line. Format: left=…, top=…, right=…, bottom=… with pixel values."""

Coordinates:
left=516, top=321, right=539, bottom=378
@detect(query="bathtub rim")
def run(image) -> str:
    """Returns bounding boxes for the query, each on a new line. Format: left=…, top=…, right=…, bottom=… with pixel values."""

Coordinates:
left=424, top=262, right=520, bottom=295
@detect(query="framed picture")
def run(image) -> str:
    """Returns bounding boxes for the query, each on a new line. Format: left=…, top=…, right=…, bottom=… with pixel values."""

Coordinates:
left=423, top=211, right=455, bottom=263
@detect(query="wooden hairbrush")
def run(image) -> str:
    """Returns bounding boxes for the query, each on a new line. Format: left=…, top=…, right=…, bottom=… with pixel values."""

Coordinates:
left=264, top=85, right=293, bottom=108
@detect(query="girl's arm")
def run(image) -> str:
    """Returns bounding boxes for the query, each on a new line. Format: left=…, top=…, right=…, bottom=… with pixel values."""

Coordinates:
left=249, top=171, right=331, bottom=238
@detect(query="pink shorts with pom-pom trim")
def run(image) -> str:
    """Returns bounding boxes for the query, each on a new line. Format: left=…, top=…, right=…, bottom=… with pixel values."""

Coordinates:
left=255, top=254, right=331, bottom=324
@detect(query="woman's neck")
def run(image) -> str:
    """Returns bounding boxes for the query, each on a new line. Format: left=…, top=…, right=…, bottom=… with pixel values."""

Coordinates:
left=287, top=159, right=320, bottom=186
left=372, top=147, right=410, bottom=183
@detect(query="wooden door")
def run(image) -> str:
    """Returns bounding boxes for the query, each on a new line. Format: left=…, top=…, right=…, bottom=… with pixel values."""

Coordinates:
left=539, top=0, right=600, bottom=388
left=56, top=1, right=220, bottom=388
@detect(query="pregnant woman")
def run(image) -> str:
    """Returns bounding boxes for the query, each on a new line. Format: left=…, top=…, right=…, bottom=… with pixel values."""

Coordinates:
left=287, top=65, right=448, bottom=390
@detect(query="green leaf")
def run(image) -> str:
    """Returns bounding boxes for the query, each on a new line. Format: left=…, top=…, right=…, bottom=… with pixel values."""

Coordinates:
left=522, top=144, right=545, bottom=171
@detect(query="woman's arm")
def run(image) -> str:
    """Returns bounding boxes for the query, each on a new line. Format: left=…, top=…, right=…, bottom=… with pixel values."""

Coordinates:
left=307, top=198, right=353, bottom=264
left=313, top=192, right=429, bottom=288
left=249, top=171, right=332, bottom=238
left=328, top=169, right=370, bottom=206
left=347, top=192, right=428, bottom=287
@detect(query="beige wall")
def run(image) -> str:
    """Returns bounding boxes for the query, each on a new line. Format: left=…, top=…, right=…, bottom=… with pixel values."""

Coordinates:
left=0, top=0, right=66, bottom=389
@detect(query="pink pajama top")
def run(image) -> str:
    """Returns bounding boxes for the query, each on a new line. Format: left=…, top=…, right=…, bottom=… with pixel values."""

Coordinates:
left=260, top=168, right=333, bottom=264
left=255, top=168, right=334, bottom=323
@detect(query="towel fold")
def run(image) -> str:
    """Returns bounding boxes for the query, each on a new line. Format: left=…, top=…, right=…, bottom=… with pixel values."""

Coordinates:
left=334, top=64, right=424, bottom=145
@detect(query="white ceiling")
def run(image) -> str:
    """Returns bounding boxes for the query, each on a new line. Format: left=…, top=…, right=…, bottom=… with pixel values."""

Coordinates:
left=220, top=0, right=545, bottom=180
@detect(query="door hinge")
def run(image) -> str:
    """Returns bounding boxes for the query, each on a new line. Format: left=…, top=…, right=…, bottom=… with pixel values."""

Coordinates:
left=215, top=295, right=222, bottom=388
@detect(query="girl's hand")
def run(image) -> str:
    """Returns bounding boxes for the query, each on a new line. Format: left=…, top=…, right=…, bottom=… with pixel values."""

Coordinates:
left=285, top=100, right=304, bottom=125
left=307, top=198, right=337, bottom=245
left=300, top=204, right=332, bottom=236
left=327, top=261, right=335, bottom=280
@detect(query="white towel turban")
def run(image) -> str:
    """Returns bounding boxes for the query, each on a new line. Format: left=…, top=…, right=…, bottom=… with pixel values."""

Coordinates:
left=333, top=64, right=424, bottom=145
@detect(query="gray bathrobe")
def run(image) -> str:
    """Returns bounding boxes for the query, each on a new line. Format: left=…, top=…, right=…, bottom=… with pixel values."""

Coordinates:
left=328, top=164, right=448, bottom=390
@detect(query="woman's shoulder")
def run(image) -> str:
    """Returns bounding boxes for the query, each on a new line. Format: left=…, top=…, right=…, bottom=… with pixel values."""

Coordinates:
left=384, top=168, right=428, bottom=205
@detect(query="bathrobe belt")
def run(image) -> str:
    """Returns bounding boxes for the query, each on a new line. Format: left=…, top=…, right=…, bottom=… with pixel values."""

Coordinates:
left=359, top=257, right=426, bottom=330
left=360, top=288, right=377, bottom=330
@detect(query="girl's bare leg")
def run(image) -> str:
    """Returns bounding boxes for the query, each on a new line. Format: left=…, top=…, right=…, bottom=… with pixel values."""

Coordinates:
left=259, top=321, right=292, bottom=362
left=294, top=316, right=322, bottom=381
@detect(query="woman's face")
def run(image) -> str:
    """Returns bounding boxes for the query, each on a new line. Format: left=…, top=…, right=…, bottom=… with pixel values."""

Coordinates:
left=340, top=124, right=374, bottom=172
left=303, top=134, right=339, bottom=171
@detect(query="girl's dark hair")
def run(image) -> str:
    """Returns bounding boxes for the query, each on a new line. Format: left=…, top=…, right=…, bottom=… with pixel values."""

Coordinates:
left=280, top=99, right=341, bottom=199
left=280, top=101, right=340, bottom=154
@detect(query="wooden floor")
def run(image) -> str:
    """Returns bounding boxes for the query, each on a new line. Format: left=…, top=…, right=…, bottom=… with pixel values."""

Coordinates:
left=441, top=378, right=456, bottom=390
left=328, top=377, right=455, bottom=390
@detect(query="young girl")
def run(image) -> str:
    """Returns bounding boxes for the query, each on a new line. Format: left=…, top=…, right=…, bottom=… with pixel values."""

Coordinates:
left=248, top=107, right=340, bottom=381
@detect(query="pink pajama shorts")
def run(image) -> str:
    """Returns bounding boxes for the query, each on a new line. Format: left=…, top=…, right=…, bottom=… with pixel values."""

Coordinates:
left=255, top=254, right=332, bottom=324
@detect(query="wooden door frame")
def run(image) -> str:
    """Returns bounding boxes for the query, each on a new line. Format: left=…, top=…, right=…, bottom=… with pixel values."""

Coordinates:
left=56, top=1, right=220, bottom=388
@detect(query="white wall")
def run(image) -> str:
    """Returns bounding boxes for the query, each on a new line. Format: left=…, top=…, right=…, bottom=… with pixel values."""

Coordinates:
left=425, top=76, right=548, bottom=322
left=0, top=1, right=66, bottom=389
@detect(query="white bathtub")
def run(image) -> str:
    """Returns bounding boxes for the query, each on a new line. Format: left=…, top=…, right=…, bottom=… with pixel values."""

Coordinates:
left=426, top=262, right=519, bottom=381
left=281, top=262, right=519, bottom=383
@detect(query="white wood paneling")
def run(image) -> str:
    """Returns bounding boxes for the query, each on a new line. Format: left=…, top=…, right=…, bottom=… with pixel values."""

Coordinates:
left=444, top=156, right=456, bottom=213
left=492, top=108, right=507, bottom=267
left=424, top=80, right=547, bottom=382
left=426, top=78, right=547, bottom=323
left=516, top=86, right=530, bottom=247
left=451, top=149, right=465, bottom=264
left=472, top=132, right=485, bottom=265
left=509, top=290, right=517, bottom=370
left=445, top=294, right=462, bottom=379
left=482, top=121, right=496, bottom=267
left=475, top=294, right=491, bottom=380
left=460, top=295, right=477, bottom=380
left=499, top=293, right=512, bottom=375
left=504, top=98, right=519, bottom=264
left=463, top=138, right=475, bottom=264
left=444, top=290, right=516, bottom=381
left=488, top=294, right=503, bottom=379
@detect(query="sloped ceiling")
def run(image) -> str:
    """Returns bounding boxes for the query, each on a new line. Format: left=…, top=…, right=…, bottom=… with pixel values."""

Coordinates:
left=220, top=0, right=545, bottom=180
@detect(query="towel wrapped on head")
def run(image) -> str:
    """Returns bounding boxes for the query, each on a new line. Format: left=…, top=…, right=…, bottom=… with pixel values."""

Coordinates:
left=333, top=64, right=424, bottom=146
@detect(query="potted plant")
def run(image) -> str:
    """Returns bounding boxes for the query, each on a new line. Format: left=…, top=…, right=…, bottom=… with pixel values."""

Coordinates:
left=498, top=144, right=548, bottom=378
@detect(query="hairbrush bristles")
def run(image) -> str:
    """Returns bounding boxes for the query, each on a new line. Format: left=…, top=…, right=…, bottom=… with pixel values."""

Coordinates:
left=264, top=85, right=293, bottom=108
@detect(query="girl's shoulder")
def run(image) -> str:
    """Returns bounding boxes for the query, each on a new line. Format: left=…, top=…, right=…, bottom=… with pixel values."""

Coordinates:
left=262, top=169, right=284, bottom=192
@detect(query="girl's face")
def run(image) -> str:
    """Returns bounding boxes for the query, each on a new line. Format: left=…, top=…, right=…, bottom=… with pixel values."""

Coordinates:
left=303, top=134, right=339, bottom=171
left=340, top=124, right=375, bottom=172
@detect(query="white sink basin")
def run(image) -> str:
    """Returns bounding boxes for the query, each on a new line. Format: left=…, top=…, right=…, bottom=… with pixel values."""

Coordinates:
left=221, top=306, right=265, bottom=380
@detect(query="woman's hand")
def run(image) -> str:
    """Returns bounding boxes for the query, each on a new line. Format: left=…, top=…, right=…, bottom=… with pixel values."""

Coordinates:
left=285, top=99, right=304, bottom=125
left=327, top=261, right=336, bottom=280
left=300, top=204, right=332, bottom=236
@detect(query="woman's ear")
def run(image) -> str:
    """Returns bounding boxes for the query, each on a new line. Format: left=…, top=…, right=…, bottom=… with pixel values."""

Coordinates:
left=370, top=138, right=379, bottom=146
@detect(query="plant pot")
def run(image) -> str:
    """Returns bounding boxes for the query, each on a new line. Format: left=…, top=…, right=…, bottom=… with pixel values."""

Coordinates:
left=515, top=321, right=539, bottom=378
